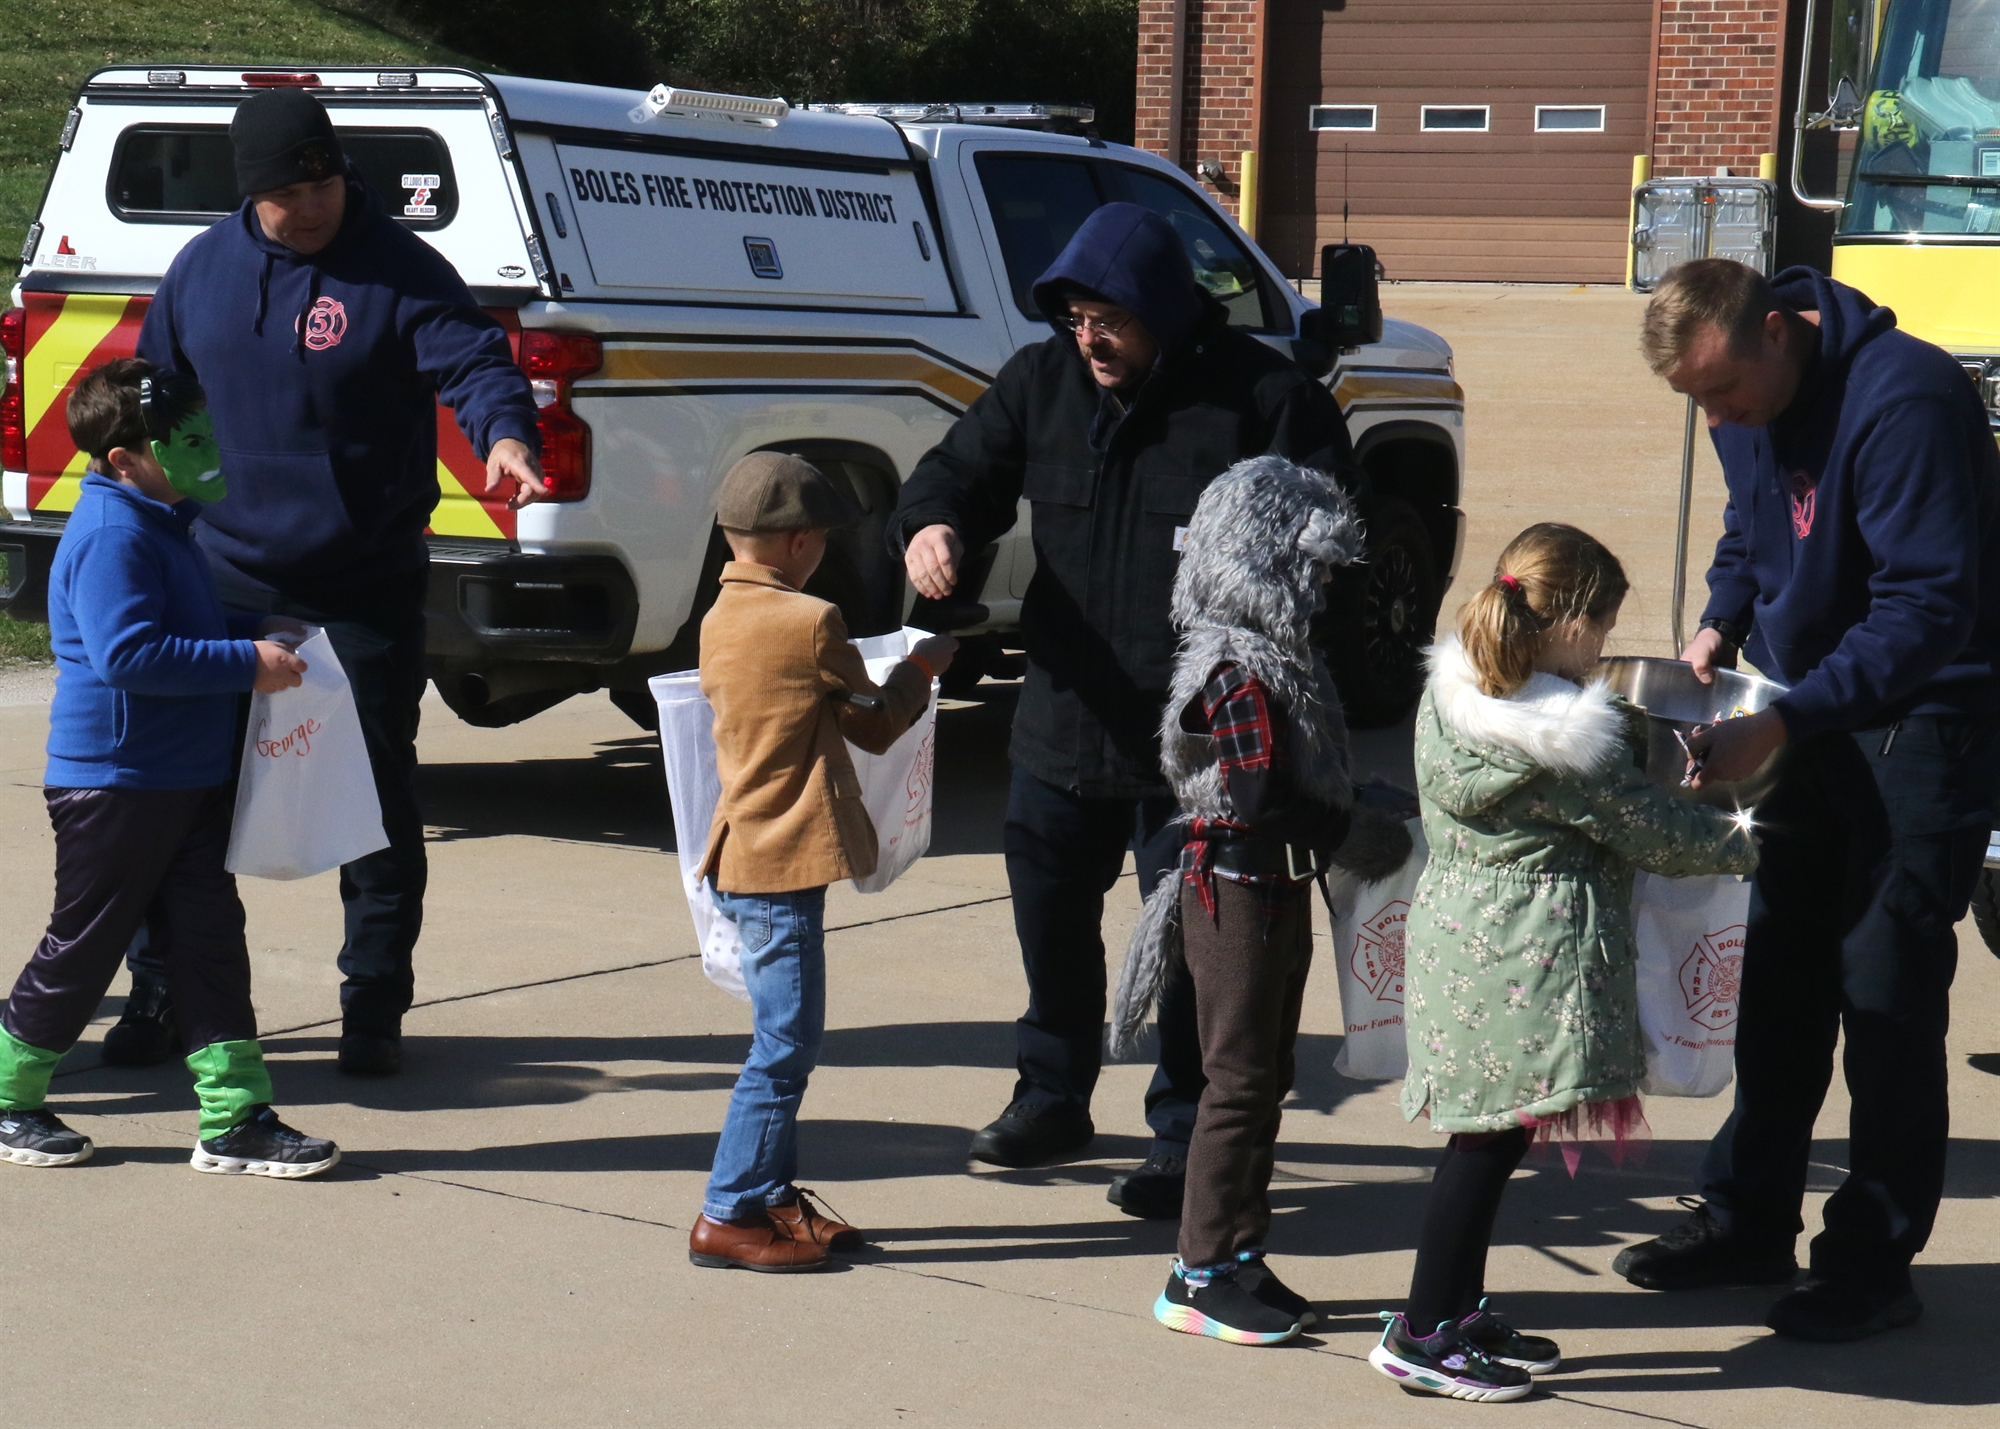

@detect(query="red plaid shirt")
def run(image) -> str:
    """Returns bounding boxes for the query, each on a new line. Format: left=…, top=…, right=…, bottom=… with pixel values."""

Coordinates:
left=1181, top=664, right=1289, bottom=917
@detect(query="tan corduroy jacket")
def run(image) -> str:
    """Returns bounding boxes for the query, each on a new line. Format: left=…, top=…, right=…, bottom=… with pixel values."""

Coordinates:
left=697, top=561, right=932, bottom=893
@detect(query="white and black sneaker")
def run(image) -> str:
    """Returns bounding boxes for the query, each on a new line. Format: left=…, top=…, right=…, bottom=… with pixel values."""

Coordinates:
left=0, top=1107, right=93, bottom=1166
left=191, top=1105, right=339, bottom=1179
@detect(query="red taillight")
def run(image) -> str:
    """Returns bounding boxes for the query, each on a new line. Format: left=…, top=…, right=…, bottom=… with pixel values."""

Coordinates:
left=519, top=330, right=601, bottom=502
left=242, top=72, right=322, bottom=87
left=1, top=307, right=26, bottom=473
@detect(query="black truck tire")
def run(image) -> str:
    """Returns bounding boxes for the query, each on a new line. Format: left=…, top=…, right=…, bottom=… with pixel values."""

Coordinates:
left=1320, top=494, right=1441, bottom=728
left=1971, top=866, right=2000, bottom=960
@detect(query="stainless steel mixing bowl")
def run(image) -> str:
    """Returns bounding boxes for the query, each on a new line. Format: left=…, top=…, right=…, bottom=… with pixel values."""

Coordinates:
left=1596, top=656, right=1789, bottom=809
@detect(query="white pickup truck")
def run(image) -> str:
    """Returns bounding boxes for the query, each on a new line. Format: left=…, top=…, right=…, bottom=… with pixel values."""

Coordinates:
left=3, top=66, right=1466, bottom=727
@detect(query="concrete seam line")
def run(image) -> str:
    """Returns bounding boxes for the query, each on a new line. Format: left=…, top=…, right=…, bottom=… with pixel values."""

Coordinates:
left=825, top=892, right=1013, bottom=933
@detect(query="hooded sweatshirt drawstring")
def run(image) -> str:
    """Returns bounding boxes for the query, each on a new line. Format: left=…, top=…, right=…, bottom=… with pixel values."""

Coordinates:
left=253, top=251, right=274, bottom=338
left=293, top=265, right=322, bottom=360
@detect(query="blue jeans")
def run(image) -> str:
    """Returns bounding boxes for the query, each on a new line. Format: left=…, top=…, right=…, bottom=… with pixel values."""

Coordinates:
left=703, top=883, right=827, bottom=1222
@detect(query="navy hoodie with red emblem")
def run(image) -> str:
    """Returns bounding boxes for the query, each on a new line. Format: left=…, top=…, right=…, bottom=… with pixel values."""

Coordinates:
left=1701, top=266, right=2000, bottom=737
left=137, top=172, right=538, bottom=611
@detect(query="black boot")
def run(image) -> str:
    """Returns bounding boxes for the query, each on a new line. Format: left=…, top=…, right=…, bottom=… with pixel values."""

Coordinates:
left=101, top=980, right=181, bottom=1067
left=1107, top=1149, right=1186, bottom=1218
left=968, top=1098, right=1093, bottom=1167
left=1613, top=1198, right=1798, bottom=1291
left=338, top=1021, right=402, bottom=1076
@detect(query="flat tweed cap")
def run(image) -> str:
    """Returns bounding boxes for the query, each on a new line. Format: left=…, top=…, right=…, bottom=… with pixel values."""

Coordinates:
left=716, top=452, right=862, bottom=532
left=231, top=88, right=345, bottom=196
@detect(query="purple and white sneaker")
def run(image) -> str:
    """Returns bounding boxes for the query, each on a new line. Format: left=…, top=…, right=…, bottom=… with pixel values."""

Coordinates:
left=1368, top=1311, right=1534, bottom=1401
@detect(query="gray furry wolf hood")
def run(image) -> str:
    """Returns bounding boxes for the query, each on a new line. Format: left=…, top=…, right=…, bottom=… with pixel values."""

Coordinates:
left=1108, top=456, right=1415, bottom=1056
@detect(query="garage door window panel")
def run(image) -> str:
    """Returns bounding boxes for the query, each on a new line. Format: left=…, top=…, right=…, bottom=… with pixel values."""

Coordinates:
left=1310, top=105, right=1377, bottom=132
left=1420, top=106, right=1491, bottom=133
left=1536, top=106, right=1607, bottom=132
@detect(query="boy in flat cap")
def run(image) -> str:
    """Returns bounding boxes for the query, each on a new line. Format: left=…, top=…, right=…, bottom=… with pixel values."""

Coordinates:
left=689, top=452, right=957, bottom=1272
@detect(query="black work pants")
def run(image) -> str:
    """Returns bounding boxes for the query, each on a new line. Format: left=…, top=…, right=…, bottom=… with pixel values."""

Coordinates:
left=1003, top=767, right=1203, bottom=1151
left=1178, top=876, right=1314, bottom=1267
left=1699, top=714, right=2000, bottom=1286
left=209, top=574, right=429, bottom=1036
left=5, top=786, right=254, bottom=1055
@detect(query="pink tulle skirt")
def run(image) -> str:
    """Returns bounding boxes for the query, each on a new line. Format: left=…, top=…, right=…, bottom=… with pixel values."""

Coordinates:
left=1516, top=1094, right=1651, bottom=1177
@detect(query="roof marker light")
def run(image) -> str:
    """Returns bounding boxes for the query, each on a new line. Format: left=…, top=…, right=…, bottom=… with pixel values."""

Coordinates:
left=377, top=71, right=419, bottom=89
left=629, top=85, right=788, bottom=127
left=147, top=70, right=186, bottom=86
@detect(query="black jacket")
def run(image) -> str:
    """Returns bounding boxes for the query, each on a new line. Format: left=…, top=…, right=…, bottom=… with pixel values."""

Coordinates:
left=893, top=309, right=1353, bottom=797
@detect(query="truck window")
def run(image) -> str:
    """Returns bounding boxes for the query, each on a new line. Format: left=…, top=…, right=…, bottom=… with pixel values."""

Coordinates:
left=973, top=153, right=1106, bottom=318
left=1102, top=166, right=1279, bottom=331
left=108, top=125, right=459, bottom=228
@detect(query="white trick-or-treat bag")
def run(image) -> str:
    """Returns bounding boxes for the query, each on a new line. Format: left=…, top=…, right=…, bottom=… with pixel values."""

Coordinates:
left=1325, top=817, right=1426, bottom=1081
left=1632, top=870, right=1750, bottom=1098
left=225, top=628, right=389, bottom=881
left=651, top=627, right=940, bottom=998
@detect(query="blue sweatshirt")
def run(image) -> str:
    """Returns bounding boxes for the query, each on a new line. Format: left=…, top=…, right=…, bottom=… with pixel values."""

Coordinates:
left=47, top=476, right=260, bottom=789
left=1701, top=267, right=2000, bottom=737
left=137, top=173, right=539, bottom=607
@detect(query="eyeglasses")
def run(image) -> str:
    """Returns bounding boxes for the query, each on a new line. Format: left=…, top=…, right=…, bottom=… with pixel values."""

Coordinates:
left=1054, top=311, right=1134, bottom=337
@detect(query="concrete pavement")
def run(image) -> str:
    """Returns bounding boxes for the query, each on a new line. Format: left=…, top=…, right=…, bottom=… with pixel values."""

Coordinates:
left=5, top=284, right=1997, bottom=1427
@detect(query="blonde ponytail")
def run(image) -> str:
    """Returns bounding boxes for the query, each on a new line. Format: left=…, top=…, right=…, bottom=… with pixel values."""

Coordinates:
left=1457, top=523, right=1628, bottom=697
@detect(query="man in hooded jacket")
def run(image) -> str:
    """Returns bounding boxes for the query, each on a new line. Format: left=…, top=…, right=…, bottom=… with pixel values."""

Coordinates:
left=134, top=88, right=543, bottom=1076
left=891, top=203, right=1352, bottom=1211
left=1618, top=258, right=2000, bottom=1341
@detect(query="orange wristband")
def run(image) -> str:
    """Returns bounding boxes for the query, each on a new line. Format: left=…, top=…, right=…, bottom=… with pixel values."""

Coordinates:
left=908, top=652, right=937, bottom=681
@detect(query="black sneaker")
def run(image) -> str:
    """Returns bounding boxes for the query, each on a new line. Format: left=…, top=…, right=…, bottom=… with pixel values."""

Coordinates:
left=1765, top=1277, right=1923, bottom=1343
left=1612, top=1198, right=1798, bottom=1291
left=1369, top=1312, right=1533, bottom=1401
left=1154, top=1259, right=1302, bottom=1345
left=0, top=1107, right=93, bottom=1167
left=338, top=1031, right=402, bottom=1077
left=1107, top=1149, right=1185, bottom=1218
left=191, top=1105, right=339, bottom=1179
left=101, top=980, right=182, bottom=1067
left=1236, top=1250, right=1317, bottom=1328
left=967, top=1098, right=1093, bottom=1168
left=1459, top=1298, right=1560, bottom=1373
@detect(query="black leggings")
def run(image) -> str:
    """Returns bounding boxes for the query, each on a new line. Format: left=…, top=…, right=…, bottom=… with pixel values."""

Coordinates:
left=1406, top=1127, right=1531, bottom=1335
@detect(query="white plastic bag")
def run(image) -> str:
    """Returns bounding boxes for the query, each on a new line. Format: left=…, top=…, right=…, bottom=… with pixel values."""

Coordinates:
left=1633, top=870, right=1750, bottom=1098
left=847, top=628, right=940, bottom=894
left=650, top=670, right=749, bottom=1001
left=1327, top=817, right=1426, bottom=1080
left=225, top=628, right=388, bottom=881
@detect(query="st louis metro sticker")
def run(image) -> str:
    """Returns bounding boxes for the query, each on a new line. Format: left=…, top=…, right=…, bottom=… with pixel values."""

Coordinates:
left=402, top=172, right=441, bottom=218
left=1678, top=922, right=1746, bottom=1031
left=1350, top=898, right=1407, bottom=1004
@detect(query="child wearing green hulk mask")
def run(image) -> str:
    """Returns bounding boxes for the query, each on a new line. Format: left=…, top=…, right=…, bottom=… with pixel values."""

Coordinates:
left=0, top=357, right=340, bottom=1177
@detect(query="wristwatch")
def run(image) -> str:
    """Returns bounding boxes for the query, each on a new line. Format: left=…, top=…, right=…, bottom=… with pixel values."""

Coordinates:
left=1698, top=616, right=1747, bottom=649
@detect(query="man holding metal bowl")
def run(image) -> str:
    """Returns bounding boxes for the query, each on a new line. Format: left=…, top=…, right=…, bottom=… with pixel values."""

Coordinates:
left=1617, top=258, right=2000, bottom=1342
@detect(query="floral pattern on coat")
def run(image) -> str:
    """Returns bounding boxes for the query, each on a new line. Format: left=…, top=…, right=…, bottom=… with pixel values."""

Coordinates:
left=1401, top=640, right=1758, bottom=1134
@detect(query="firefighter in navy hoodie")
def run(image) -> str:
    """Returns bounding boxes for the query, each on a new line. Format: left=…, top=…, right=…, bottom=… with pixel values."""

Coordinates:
left=134, top=88, right=542, bottom=1076
left=1618, top=259, right=2000, bottom=1342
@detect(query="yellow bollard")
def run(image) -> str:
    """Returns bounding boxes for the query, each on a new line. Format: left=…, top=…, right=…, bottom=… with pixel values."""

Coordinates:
left=1239, top=150, right=1259, bottom=240
left=1627, top=155, right=1652, bottom=291
left=1759, top=151, right=1779, bottom=181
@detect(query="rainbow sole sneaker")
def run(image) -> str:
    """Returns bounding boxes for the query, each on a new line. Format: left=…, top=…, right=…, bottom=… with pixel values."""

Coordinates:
left=1368, top=1312, right=1534, bottom=1401
left=1154, top=1260, right=1302, bottom=1345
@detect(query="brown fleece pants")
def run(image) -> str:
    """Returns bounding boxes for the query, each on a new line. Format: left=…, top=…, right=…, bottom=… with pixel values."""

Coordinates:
left=1177, top=875, right=1315, bottom=1268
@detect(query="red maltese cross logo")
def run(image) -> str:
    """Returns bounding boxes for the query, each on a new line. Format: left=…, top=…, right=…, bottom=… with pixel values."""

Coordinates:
left=300, top=296, right=347, bottom=351
left=1350, top=899, right=1407, bottom=1004
left=1679, top=923, right=1746, bottom=1030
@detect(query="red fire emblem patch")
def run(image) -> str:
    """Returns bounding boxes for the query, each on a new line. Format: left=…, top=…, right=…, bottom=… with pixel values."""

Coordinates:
left=1678, top=923, right=1746, bottom=1030
left=299, top=296, right=347, bottom=351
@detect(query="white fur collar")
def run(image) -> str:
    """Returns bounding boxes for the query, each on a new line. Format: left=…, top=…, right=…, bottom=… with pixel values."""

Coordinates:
left=1425, top=637, right=1624, bottom=775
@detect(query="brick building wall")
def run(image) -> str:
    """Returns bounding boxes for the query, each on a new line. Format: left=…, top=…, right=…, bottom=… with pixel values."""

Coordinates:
left=1651, top=0, right=1786, bottom=176
left=1133, top=0, right=1263, bottom=224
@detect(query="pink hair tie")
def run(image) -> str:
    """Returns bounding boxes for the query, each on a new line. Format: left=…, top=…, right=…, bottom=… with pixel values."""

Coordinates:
left=1498, top=573, right=1522, bottom=594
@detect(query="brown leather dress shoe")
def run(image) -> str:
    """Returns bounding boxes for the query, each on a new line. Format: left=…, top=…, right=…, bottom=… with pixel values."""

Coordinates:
left=767, top=1188, right=864, bottom=1251
left=688, top=1211, right=830, bottom=1272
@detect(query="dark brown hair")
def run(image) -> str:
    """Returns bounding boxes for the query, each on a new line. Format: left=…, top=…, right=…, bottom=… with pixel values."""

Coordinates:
left=1639, top=258, right=1780, bottom=375
left=1458, top=523, right=1629, bottom=697
left=65, top=357, right=156, bottom=467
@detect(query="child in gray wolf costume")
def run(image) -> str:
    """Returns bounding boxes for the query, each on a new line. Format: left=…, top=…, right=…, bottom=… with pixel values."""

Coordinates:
left=1113, top=455, right=1413, bottom=1345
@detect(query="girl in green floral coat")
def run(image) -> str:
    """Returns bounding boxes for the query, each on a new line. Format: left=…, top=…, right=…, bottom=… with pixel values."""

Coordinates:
left=1369, top=524, right=1757, bottom=1403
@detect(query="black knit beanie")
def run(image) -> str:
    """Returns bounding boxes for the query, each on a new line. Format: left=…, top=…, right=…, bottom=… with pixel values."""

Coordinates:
left=231, top=88, right=345, bottom=197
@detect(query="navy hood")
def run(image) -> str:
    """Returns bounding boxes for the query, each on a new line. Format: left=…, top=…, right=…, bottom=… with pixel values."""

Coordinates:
left=1771, top=264, right=1897, bottom=398
left=1031, top=204, right=1206, bottom=356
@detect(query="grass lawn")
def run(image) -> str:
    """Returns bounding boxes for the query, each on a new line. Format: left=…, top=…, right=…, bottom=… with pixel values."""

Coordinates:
left=0, top=0, right=479, bottom=293
left=0, top=612, right=49, bottom=663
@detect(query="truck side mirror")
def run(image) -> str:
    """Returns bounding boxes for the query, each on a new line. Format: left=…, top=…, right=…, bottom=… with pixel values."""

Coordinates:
left=1318, top=243, right=1383, bottom=349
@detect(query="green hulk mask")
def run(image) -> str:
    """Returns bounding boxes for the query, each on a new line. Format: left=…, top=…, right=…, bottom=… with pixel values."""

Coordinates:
left=139, top=371, right=226, bottom=503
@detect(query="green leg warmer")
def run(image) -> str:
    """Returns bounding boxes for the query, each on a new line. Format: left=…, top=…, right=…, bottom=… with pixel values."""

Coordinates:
left=0, top=1024, right=63, bottom=1110
left=184, top=1040, right=275, bottom=1140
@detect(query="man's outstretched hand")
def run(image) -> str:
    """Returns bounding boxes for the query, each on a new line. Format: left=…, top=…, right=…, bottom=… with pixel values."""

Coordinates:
left=1685, top=708, right=1787, bottom=788
left=905, top=524, right=964, bottom=601
left=486, top=437, right=548, bottom=510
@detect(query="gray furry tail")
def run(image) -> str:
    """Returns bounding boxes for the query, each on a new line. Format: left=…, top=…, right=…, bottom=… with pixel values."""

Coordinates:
left=1328, top=805, right=1415, bottom=884
left=1108, top=875, right=1183, bottom=1060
